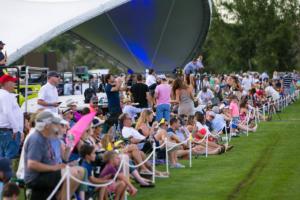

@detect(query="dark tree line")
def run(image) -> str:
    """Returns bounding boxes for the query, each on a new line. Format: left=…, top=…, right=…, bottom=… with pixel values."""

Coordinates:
left=203, top=0, right=300, bottom=73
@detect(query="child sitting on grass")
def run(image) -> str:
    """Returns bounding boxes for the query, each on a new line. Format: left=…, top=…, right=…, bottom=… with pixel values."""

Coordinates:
left=100, top=151, right=138, bottom=199
left=2, top=182, right=20, bottom=200
left=80, top=144, right=111, bottom=200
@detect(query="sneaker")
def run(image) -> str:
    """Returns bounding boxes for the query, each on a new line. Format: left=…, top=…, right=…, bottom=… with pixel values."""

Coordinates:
left=170, top=163, right=186, bottom=169
left=230, top=133, right=239, bottom=137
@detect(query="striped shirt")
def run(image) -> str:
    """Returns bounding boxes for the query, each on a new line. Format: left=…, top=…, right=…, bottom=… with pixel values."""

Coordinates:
left=283, top=75, right=292, bottom=88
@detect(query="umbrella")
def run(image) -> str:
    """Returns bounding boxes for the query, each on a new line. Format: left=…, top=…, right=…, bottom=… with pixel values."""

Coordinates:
left=66, top=111, right=96, bottom=151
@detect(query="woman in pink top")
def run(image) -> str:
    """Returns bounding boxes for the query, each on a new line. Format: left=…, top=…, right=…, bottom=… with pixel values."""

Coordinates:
left=229, top=95, right=240, bottom=136
left=229, top=95, right=257, bottom=136
left=155, top=75, right=171, bottom=122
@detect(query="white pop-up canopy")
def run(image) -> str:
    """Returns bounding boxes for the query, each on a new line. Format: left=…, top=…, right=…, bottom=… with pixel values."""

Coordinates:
left=1, top=0, right=212, bottom=72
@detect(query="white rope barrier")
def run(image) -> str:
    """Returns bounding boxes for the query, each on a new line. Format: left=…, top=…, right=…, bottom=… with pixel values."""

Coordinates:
left=45, top=90, right=299, bottom=199
left=66, top=166, right=70, bottom=200
left=166, top=137, right=191, bottom=151
left=69, top=157, right=125, bottom=188
left=152, top=143, right=156, bottom=183
left=46, top=170, right=68, bottom=200
left=124, top=151, right=154, bottom=168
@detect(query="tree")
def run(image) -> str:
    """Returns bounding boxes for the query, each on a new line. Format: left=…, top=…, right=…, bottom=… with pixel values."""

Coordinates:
left=203, top=0, right=300, bottom=73
left=34, top=33, right=122, bottom=74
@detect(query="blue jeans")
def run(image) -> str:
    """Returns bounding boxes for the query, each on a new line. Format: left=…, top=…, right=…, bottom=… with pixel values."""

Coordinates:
left=156, top=104, right=171, bottom=122
left=0, top=130, right=20, bottom=159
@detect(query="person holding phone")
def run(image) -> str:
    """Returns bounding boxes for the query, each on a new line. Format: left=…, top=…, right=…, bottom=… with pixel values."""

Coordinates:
left=37, top=71, right=61, bottom=113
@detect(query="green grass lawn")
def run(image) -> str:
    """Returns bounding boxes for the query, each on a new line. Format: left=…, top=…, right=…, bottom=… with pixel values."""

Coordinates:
left=130, top=100, right=300, bottom=200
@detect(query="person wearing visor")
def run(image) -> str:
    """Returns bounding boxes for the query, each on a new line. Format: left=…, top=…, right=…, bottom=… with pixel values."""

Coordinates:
left=24, top=110, right=84, bottom=200
left=37, top=71, right=61, bottom=113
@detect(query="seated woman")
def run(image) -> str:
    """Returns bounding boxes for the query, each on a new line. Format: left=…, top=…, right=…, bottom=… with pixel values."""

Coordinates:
left=85, top=117, right=104, bottom=151
left=120, top=113, right=168, bottom=176
left=193, top=112, right=226, bottom=154
left=237, top=101, right=257, bottom=132
left=135, top=109, right=157, bottom=138
left=136, top=110, right=167, bottom=148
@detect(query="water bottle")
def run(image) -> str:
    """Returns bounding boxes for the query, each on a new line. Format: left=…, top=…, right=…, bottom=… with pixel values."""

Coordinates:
left=66, top=134, right=75, bottom=148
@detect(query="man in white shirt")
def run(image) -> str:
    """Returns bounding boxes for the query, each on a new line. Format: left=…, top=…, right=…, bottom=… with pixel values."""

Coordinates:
left=242, top=75, right=252, bottom=92
left=265, top=82, right=280, bottom=101
left=0, top=74, right=22, bottom=158
left=145, top=69, right=156, bottom=87
left=37, top=71, right=60, bottom=113
left=197, top=86, right=214, bottom=105
left=120, top=113, right=146, bottom=150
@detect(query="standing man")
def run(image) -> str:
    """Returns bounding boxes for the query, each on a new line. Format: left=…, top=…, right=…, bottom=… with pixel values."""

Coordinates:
left=146, top=69, right=157, bottom=107
left=37, top=71, right=60, bottom=113
left=145, top=69, right=156, bottom=88
left=155, top=75, right=171, bottom=122
left=130, top=74, right=150, bottom=109
left=0, top=74, right=21, bottom=159
left=105, top=74, right=125, bottom=124
left=0, top=41, right=7, bottom=67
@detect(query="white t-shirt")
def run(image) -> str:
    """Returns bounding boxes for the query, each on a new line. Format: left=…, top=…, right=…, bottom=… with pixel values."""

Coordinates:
left=37, top=82, right=59, bottom=113
left=17, top=128, right=35, bottom=179
left=122, top=127, right=146, bottom=140
left=146, top=75, right=156, bottom=87
left=242, top=77, right=252, bottom=91
left=64, top=83, right=73, bottom=95
left=265, top=86, right=280, bottom=100
left=0, top=89, right=20, bottom=133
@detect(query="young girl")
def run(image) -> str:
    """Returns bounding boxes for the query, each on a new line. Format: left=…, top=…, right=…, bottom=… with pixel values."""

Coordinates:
left=100, top=151, right=138, bottom=199
left=229, top=95, right=240, bottom=136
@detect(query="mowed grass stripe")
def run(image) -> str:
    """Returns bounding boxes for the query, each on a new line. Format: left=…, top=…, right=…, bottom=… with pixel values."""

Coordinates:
left=131, top=101, right=300, bottom=200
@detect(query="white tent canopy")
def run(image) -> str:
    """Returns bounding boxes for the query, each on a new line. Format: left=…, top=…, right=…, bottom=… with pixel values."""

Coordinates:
left=1, top=0, right=129, bottom=65
left=1, top=0, right=212, bottom=72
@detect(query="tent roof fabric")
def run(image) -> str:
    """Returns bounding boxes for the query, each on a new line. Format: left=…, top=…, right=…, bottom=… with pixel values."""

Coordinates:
left=1, top=0, right=212, bottom=73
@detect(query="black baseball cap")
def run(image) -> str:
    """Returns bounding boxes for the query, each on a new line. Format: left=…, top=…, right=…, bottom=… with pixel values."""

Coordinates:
left=47, top=71, right=60, bottom=77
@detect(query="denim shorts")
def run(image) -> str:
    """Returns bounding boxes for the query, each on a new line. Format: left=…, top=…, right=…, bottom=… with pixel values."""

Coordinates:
left=231, top=117, right=240, bottom=129
left=0, top=130, right=21, bottom=159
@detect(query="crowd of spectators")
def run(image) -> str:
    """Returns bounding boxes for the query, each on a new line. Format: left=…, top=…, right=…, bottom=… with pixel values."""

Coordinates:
left=0, top=48, right=299, bottom=199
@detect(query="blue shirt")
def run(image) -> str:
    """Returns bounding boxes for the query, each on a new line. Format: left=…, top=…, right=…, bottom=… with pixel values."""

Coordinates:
left=50, top=138, right=62, bottom=164
left=105, top=83, right=122, bottom=114
left=81, top=160, right=93, bottom=178
left=211, top=114, right=226, bottom=132
left=81, top=160, right=96, bottom=190
left=0, top=52, right=4, bottom=60
left=0, top=52, right=4, bottom=67
left=183, top=62, right=196, bottom=75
